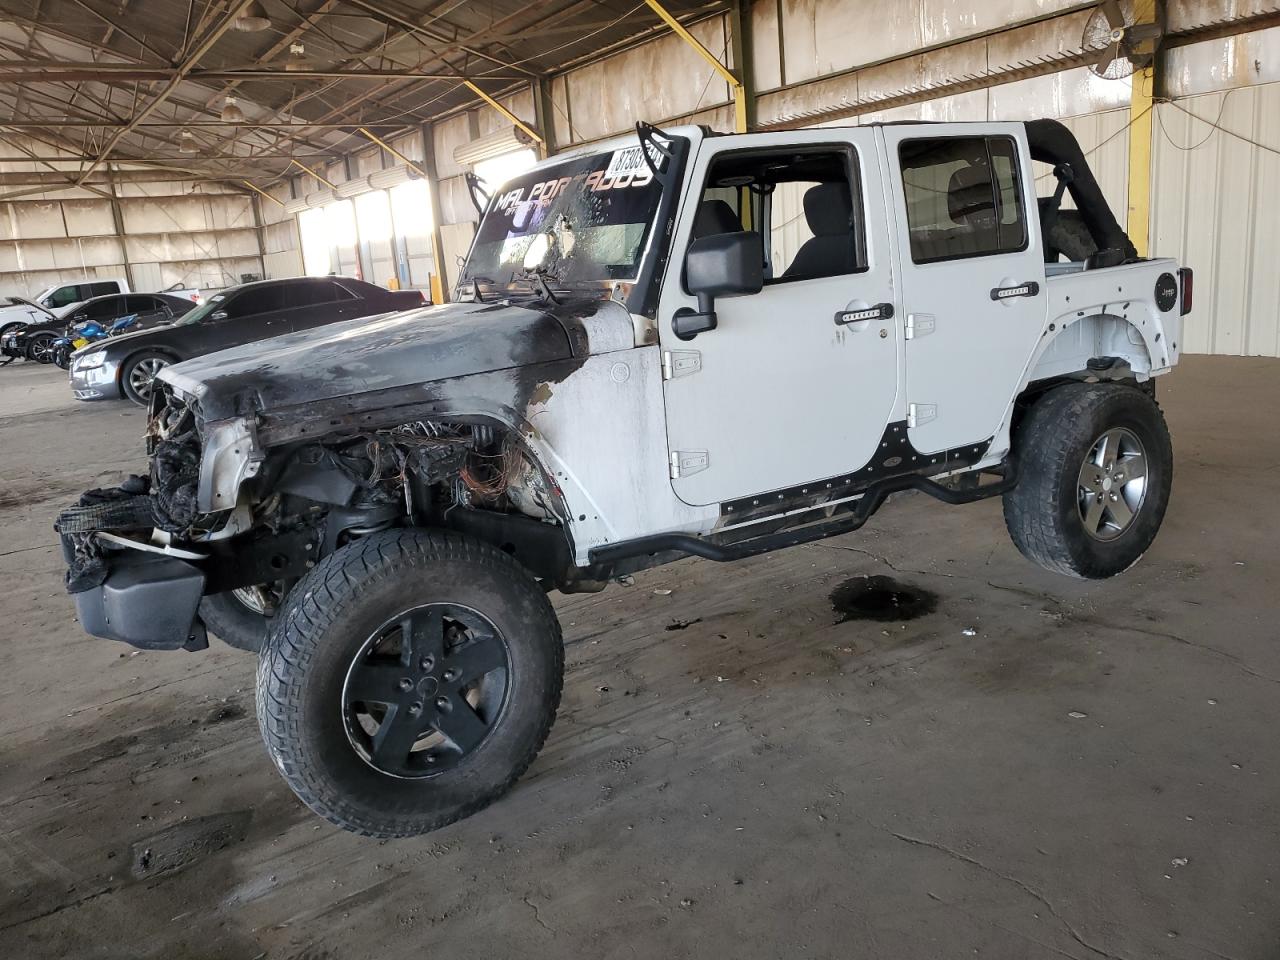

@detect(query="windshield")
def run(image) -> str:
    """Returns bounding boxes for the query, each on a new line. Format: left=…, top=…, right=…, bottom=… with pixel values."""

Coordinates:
left=175, top=292, right=228, bottom=325
left=460, top=146, right=664, bottom=287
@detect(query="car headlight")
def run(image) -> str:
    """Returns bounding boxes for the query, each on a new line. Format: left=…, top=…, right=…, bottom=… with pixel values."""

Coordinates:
left=74, top=351, right=107, bottom=370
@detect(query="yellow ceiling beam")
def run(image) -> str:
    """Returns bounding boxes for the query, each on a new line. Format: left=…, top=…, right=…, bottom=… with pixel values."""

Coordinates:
left=644, top=0, right=748, bottom=132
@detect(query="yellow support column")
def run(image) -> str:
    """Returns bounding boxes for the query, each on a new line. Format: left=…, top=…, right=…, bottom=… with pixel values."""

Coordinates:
left=1126, top=0, right=1159, bottom=257
left=644, top=0, right=750, bottom=133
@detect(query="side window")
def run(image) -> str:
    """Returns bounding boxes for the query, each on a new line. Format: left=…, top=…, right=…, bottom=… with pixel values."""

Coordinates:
left=288, top=280, right=356, bottom=308
left=46, top=286, right=84, bottom=308
left=124, top=295, right=158, bottom=314
left=898, top=136, right=1027, bottom=264
left=693, top=147, right=866, bottom=285
left=89, top=281, right=120, bottom=297
left=225, top=286, right=287, bottom=319
left=81, top=298, right=121, bottom=322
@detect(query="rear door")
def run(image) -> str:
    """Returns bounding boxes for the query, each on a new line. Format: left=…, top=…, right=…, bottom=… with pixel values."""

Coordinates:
left=202, top=285, right=291, bottom=351
left=124, top=295, right=170, bottom=327
left=284, top=278, right=361, bottom=332
left=879, top=124, right=1046, bottom=454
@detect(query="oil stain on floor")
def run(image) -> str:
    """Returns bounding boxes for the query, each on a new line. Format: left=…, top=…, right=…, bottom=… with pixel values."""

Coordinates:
left=829, top=575, right=938, bottom=624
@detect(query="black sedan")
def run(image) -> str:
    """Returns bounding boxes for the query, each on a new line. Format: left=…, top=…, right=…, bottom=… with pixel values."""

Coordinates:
left=2, top=293, right=197, bottom=363
left=68, top=276, right=426, bottom=405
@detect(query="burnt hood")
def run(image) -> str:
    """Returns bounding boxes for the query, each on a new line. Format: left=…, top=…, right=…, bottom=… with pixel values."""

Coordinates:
left=161, top=299, right=578, bottom=421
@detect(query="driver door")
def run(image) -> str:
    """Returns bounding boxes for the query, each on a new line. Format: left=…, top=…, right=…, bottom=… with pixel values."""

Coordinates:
left=656, top=128, right=901, bottom=508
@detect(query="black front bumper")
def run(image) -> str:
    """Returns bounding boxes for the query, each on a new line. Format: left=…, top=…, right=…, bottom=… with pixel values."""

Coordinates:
left=60, top=533, right=208, bottom=651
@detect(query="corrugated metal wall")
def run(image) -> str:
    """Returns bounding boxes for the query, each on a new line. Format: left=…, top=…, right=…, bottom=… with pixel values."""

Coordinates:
left=1152, top=83, right=1280, bottom=356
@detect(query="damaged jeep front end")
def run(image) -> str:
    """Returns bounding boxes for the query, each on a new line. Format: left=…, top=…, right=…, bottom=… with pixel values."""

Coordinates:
left=58, top=379, right=583, bottom=651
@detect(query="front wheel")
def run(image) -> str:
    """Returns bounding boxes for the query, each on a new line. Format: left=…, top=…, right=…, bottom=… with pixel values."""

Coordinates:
left=121, top=350, right=172, bottom=405
left=26, top=333, right=56, bottom=363
left=200, top=585, right=282, bottom=652
left=256, top=529, right=563, bottom=838
left=1003, top=382, right=1172, bottom=579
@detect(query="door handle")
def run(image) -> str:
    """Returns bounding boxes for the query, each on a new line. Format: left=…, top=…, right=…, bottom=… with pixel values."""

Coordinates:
left=834, top=302, right=894, bottom=326
left=990, top=281, right=1040, bottom=301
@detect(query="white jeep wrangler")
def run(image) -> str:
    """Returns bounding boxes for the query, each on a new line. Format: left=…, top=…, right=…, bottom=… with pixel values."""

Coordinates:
left=59, top=118, right=1191, bottom=837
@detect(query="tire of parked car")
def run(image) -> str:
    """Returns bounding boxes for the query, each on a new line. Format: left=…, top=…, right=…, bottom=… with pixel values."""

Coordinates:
left=256, top=528, right=563, bottom=839
left=1003, top=381, right=1172, bottom=579
left=25, top=332, right=56, bottom=363
left=120, top=350, right=174, bottom=405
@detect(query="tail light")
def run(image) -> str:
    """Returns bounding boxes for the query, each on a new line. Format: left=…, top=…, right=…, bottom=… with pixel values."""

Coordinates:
left=1178, top=267, right=1193, bottom=316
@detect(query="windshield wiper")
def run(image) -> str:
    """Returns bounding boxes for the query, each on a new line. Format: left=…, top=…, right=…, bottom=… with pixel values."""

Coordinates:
left=460, top=276, right=497, bottom=303
left=514, top=267, right=561, bottom=305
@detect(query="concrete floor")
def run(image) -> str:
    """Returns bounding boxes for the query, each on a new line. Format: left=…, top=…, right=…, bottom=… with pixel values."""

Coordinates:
left=0, top=355, right=1276, bottom=960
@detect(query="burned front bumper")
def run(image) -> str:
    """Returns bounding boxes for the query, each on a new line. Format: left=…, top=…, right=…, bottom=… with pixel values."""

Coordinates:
left=61, top=537, right=209, bottom=651
left=56, top=478, right=320, bottom=652
left=1, top=330, right=24, bottom=358
left=57, top=489, right=209, bottom=650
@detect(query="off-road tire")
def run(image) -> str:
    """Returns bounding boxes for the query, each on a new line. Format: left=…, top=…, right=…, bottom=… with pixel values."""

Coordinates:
left=256, top=528, right=563, bottom=838
left=1003, top=381, right=1172, bottom=579
left=120, top=350, right=172, bottom=405
left=200, top=591, right=271, bottom=653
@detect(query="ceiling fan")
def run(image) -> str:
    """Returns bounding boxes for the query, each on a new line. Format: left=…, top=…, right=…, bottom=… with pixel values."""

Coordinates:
left=1083, top=0, right=1165, bottom=80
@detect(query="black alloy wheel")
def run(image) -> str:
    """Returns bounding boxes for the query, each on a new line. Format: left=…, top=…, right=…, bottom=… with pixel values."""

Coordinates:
left=342, top=602, right=511, bottom=778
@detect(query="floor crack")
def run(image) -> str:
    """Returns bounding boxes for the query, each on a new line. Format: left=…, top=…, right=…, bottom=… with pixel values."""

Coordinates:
left=810, top=542, right=955, bottom=579
left=522, top=895, right=555, bottom=935
left=888, top=830, right=1132, bottom=960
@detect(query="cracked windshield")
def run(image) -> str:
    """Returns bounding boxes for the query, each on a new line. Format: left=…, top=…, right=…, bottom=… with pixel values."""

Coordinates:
left=462, top=145, right=665, bottom=286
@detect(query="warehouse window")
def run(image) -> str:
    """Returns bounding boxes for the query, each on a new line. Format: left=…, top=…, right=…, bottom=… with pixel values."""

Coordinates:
left=474, top=148, right=537, bottom=193
left=898, top=136, right=1027, bottom=264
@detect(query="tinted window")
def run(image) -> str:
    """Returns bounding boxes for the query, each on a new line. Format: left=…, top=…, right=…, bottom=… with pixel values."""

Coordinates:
left=224, top=286, right=287, bottom=319
left=125, top=295, right=161, bottom=314
left=899, top=136, right=1027, bottom=264
left=89, top=281, right=120, bottom=297
left=46, top=285, right=85, bottom=308
left=80, top=298, right=123, bottom=322
left=288, top=279, right=356, bottom=308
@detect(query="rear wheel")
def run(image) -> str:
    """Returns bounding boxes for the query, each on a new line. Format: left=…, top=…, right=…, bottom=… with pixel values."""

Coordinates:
left=256, top=529, right=563, bottom=838
left=1003, top=382, right=1172, bottom=579
left=121, top=351, right=171, bottom=405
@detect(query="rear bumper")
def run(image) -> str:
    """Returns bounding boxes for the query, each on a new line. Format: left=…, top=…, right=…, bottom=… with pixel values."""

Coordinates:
left=60, top=534, right=207, bottom=650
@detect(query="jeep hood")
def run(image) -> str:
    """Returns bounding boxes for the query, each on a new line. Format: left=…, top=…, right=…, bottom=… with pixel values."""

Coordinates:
left=160, top=298, right=608, bottom=421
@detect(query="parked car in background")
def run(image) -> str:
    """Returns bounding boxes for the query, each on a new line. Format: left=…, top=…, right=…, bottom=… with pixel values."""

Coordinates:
left=0, top=297, right=59, bottom=343
left=69, top=276, right=426, bottom=404
left=3, top=293, right=198, bottom=363
left=0, top=279, right=128, bottom=337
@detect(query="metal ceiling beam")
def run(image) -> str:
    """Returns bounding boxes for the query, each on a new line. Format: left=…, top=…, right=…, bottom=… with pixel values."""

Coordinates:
left=0, top=120, right=408, bottom=128
left=64, top=0, right=171, bottom=63
left=0, top=64, right=531, bottom=82
left=76, top=0, right=261, bottom=184
left=339, top=0, right=539, bottom=78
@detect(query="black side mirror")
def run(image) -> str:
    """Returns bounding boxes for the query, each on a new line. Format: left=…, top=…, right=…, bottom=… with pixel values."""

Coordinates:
left=674, top=231, right=764, bottom=340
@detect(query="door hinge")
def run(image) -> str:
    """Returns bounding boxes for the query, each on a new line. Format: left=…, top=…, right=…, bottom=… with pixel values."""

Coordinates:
left=904, top=313, right=936, bottom=340
left=670, top=450, right=709, bottom=479
left=908, top=403, right=937, bottom=427
left=662, top=349, right=701, bottom=380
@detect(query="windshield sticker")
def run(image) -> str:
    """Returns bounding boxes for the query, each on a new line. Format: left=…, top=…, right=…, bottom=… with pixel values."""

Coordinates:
left=604, top=146, right=654, bottom=180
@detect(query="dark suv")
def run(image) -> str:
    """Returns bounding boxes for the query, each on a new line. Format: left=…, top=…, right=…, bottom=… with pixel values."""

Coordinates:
left=68, top=276, right=425, bottom=404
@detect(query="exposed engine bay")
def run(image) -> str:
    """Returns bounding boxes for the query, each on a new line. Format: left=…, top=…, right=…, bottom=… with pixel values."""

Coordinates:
left=59, top=384, right=576, bottom=621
